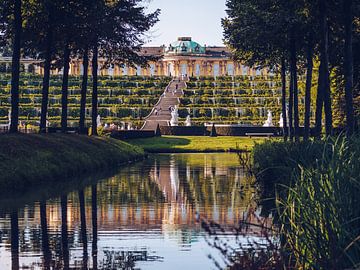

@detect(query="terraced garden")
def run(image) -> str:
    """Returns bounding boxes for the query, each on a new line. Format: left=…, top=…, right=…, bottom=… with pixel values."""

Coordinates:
left=0, top=73, right=313, bottom=128
left=0, top=74, right=171, bottom=128
left=180, top=76, right=312, bottom=126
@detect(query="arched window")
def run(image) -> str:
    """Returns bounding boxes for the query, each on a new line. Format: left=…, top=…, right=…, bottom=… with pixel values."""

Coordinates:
left=181, top=43, right=187, bottom=52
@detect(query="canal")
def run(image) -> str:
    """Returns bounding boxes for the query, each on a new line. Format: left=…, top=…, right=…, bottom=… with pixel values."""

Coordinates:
left=0, top=153, right=268, bottom=269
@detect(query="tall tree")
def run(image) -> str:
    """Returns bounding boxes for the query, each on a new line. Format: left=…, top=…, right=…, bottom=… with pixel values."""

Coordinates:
left=304, top=37, right=314, bottom=141
left=319, top=0, right=333, bottom=136
left=344, top=0, right=355, bottom=135
left=9, top=0, right=22, bottom=133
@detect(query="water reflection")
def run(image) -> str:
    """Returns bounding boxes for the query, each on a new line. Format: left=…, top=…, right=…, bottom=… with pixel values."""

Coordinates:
left=0, top=153, right=262, bottom=270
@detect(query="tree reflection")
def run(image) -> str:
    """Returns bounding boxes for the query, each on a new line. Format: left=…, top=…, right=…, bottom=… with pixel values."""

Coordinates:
left=10, top=211, right=19, bottom=270
left=61, top=195, right=69, bottom=270
left=40, top=201, right=51, bottom=270
left=91, top=185, right=98, bottom=270
left=79, top=189, right=88, bottom=269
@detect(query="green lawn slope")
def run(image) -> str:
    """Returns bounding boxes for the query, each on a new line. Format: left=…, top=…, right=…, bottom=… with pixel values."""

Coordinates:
left=0, top=134, right=144, bottom=191
left=126, top=136, right=268, bottom=153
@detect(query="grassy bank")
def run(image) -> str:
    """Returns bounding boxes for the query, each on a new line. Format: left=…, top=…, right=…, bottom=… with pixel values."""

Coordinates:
left=252, top=137, right=360, bottom=269
left=126, top=136, right=267, bottom=153
left=0, top=134, right=144, bottom=191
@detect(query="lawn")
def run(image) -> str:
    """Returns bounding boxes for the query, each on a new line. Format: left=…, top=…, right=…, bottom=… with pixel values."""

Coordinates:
left=126, top=136, right=269, bottom=153
left=0, top=134, right=144, bottom=191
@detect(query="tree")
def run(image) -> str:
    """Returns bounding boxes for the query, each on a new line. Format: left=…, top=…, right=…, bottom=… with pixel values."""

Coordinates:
left=9, top=0, right=22, bottom=133
left=87, top=0, right=160, bottom=136
left=0, top=0, right=22, bottom=133
left=343, top=0, right=355, bottom=135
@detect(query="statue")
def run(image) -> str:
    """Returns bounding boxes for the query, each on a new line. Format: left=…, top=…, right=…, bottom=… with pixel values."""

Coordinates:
left=170, top=106, right=179, bottom=126
left=96, top=115, right=102, bottom=127
left=127, top=122, right=132, bottom=130
left=185, top=115, right=192, bottom=127
left=279, top=113, right=284, bottom=127
left=263, top=110, right=274, bottom=127
left=7, top=110, right=11, bottom=128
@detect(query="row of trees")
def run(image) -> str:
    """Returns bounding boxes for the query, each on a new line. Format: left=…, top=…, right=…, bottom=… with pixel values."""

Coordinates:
left=0, top=0, right=159, bottom=135
left=223, top=0, right=359, bottom=140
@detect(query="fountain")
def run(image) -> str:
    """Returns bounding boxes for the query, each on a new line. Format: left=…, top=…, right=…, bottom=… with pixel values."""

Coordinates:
left=263, top=110, right=274, bottom=127
left=185, top=115, right=192, bottom=127
left=170, top=106, right=179, bottom=126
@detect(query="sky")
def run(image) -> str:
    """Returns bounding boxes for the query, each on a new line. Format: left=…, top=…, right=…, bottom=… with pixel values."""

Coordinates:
left=145, top=0, right=227, bottom=47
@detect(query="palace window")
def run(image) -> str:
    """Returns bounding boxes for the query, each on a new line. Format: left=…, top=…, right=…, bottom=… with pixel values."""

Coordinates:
left=181, top=43, right=187, bottom=52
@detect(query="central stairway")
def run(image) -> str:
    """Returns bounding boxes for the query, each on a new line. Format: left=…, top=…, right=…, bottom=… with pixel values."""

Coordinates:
left=141, top=78, right=186, bottom=131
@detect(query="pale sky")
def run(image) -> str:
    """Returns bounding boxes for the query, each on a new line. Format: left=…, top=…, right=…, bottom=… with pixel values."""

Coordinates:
left=145, top=0, right=227, bottom=47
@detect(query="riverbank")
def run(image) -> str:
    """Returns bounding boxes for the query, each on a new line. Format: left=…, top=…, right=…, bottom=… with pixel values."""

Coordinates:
left=0, top=134, right=144, bottom=191
left=126, top=136, right=267, bottom=153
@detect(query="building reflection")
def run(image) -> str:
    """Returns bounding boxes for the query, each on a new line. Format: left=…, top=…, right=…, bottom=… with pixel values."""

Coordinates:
left=0, top=153, right=271, bottom=269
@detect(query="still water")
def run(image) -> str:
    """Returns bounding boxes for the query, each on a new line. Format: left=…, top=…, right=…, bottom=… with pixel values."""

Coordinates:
left=0, top=153, right=266, bottom=270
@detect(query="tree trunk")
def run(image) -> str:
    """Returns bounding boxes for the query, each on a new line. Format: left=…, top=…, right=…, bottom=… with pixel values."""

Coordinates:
left=79, top=48, right=89, bottom=132
left=288, top=59, right=294, bottom=141
left=9, top=0, right=22, bottom=133
left=304, top=41, right=314, bottom=141
left=315, top=62, right=324, bottom=138
left=344, top=0, right=354, bottom=136
left=91, top=44, right=98, bottom=136
left=39, top=21, right=53, bottom=133
left=61, top=43, right=71, bottom=133
left=319, top=0, right=333, bottom=136
left=290, top=33, right=299, bottom=141
left=281, top=58, right=288, bottom=141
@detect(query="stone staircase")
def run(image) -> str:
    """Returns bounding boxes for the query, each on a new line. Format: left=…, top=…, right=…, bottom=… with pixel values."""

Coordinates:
left=141, top=78, right=186, bottom=131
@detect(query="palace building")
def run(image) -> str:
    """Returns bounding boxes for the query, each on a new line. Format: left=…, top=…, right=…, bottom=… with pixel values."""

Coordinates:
left=0, top=37, right=270, bottom=77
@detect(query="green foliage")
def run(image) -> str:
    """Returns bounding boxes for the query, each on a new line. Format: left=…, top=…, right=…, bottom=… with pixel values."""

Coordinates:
left=253, top=137, right=360, bottom=269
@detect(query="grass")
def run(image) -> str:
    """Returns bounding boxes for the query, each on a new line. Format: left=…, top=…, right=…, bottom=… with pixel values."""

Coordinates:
left=253, top=136, right=360, bottom=269
left=126, top=135, right=268, bottom=153
left=0, top=133, right=144, bottom=191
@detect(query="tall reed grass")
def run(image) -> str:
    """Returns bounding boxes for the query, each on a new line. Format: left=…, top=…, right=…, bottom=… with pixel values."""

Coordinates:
left=254, top=136, right=360, bottom=269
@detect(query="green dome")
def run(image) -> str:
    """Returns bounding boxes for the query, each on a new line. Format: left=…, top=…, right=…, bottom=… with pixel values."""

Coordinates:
left=166, top=37, right=206, bottom=55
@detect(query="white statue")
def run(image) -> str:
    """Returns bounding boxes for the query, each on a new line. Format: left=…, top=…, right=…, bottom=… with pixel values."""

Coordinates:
left=8, top=110, right=11, bottom=128
left=185, top=115, right=192, bottom=127
left=279, top=113, right=284, bottom=127
left=127, top=122, right=132, bottom=130
left=263, top=110, right=274, bottom=127
left=96, top=115, right=102, bottom=127
left=170, top=106, right=179, bottom=126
